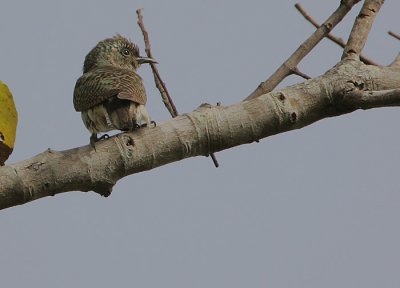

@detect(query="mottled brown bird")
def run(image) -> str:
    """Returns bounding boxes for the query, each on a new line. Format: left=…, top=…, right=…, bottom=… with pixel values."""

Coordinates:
left=73, top=35, right=157, bottom=144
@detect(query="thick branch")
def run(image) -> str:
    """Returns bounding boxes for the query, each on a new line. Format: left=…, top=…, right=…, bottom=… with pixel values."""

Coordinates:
left=342, top=0, right=384, bottom=61
left=295, top=3, right=379, bottom=66
left=245, top=0, right=361, bottom=100
left=1, top=60, right=399, bottom=210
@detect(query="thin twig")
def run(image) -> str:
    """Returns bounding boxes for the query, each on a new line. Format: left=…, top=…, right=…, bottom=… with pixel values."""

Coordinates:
left=342, top=0, right=385, bottom=61
left=295, top=3, right=379, bottom=66
left=136, top=9, right=219, bottom=168
left=136, top=9, right=177, bottom=117
left=388, top=30, right=400, bottom=41
left=290, top=67, right=311, bottom=80
left=245, top=0, right=361, bottom=101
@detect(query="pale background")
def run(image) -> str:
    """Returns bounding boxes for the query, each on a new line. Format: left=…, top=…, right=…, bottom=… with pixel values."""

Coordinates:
left=1, top=1, right=400, bottom=287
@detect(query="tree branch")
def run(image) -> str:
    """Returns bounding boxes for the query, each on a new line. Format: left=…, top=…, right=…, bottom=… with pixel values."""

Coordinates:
left=1, top=60, right=399, bottom=210
left=245, top=0, right=361, bottom=101
left=290, top=67, right=312, bottom=80
left=295, top=3, right=379, bottom=66
left=342, top=0, right=385, bottom=61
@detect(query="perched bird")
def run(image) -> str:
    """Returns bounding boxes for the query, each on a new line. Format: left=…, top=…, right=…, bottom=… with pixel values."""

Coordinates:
left=73, top=35, right=157, bottom=145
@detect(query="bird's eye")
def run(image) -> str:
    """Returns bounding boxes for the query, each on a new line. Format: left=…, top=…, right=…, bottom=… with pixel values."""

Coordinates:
left=122, top=48, right=130, bottom=56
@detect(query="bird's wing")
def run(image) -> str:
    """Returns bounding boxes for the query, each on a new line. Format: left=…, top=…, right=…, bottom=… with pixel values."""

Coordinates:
left=73, top=66, right=147, bottom=112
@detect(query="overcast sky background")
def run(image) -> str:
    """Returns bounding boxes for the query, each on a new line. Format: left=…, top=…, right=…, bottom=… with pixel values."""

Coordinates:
left=1, top=1, right=400, bottom=287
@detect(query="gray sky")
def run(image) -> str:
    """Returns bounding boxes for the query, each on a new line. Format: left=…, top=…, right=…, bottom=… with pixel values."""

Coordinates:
left=1, top=1, right=400, bottom=287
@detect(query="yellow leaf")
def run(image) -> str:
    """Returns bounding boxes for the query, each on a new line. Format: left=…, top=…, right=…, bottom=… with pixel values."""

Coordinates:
left=0, top=80, right=18, bottom=165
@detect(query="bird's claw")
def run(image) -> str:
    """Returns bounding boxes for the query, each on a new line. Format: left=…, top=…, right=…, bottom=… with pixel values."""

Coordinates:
left=90, top=133, right=110, bottom=147
left=140, top=121, right=156, bottom=128
left=98, top=134, right=110, bottom=141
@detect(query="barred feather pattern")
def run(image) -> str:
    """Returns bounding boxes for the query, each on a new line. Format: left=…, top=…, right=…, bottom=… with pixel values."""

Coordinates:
left=73, top=66, right=147, bottom=112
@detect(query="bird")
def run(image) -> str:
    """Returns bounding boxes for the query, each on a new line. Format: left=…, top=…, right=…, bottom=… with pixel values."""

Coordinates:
left=73, top=34, right=157, bottom=145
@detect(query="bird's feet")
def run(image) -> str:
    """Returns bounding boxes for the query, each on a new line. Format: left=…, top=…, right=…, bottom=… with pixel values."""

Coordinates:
left=128, top=121, right=156, bottom=131
left=90, top=133, right=109, bottom=147
left=140, top=121, right=156, bottom=128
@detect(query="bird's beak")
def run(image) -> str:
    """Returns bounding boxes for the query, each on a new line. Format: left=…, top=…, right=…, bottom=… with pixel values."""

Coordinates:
left=137, top=56, right=158, bottom=64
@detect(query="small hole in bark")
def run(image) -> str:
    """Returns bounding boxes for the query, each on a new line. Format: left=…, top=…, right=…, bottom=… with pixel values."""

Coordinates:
left=126, top=138, right=134, bottom=146
left=291, top=112, right=297, bottom=122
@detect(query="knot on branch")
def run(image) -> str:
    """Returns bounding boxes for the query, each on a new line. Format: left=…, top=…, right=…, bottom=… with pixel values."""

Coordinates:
left=114, top=134, right=136, bottom=161
left=93, top=181, right=115, bottom=197
left=344, top=79, right=366, bottom=92
left=323, top=22, right=333, bottom=32
left=331, top=77, right=367, bottom=112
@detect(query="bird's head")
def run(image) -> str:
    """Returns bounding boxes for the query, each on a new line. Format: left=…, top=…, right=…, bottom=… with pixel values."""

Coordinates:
left=83, top=34, right=157, bottom=73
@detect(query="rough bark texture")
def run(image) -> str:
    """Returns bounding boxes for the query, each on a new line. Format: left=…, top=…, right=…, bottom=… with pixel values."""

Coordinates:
left=1, top=59, right=399, bottom=210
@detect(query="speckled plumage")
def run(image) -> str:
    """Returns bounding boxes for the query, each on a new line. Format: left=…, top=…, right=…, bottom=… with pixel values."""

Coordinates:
left=73, top=35, right=156, bottom=143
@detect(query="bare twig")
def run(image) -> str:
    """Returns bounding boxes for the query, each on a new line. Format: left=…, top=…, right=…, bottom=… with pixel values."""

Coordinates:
left=245, top=0, right=361, bottom=101
left=136, top=9, right=219, bottom=167
left=295, top=3, right=379, bottom=66
left=136, top=9, right=177, bottom=117
left=388, top=30, right=400, bottom=41
left=291, top=67, right=311, bottom=80
left=342, top=0, right=385, bottom=61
